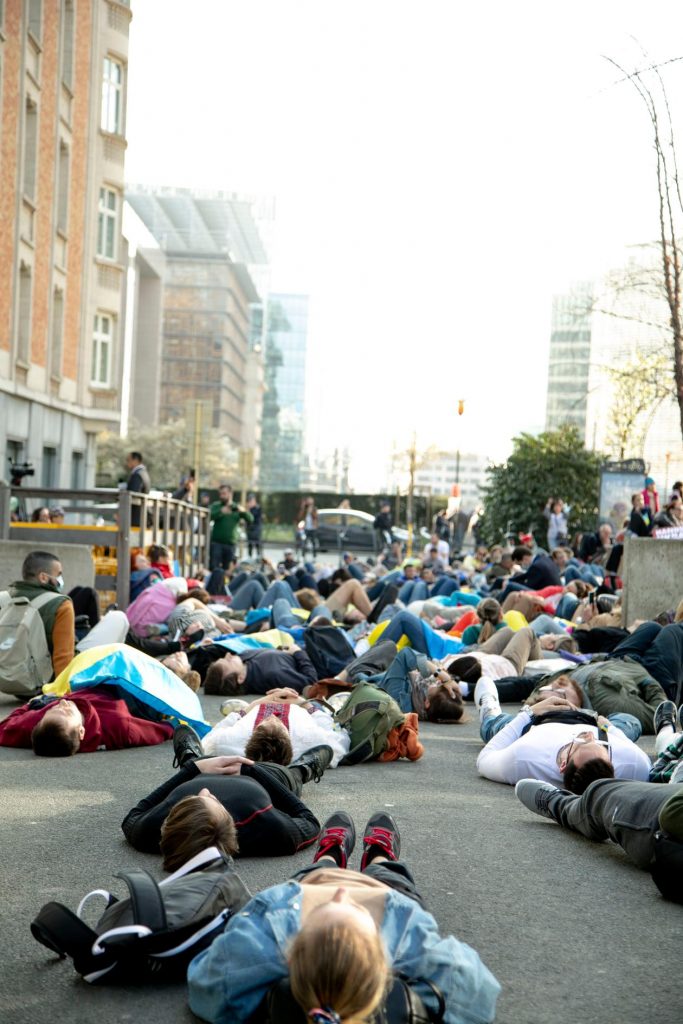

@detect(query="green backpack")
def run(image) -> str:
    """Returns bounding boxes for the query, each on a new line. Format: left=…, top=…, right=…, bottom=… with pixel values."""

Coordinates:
left=334, top=682, right=405, bottom=765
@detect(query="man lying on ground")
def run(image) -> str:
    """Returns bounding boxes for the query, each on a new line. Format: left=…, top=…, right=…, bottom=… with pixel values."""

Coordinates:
left=515, top=777, right=683, bottom=904
left=201, top=687, right=350, bottom=765
left=122, top=729, right=332, bottom=862
left=0, top=642, right=208, bottom=756
left=474, top=679, right=651, bottom=791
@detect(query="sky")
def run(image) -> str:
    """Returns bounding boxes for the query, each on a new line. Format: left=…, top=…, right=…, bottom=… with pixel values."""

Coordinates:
left=125, top=1, right=683, bottom=490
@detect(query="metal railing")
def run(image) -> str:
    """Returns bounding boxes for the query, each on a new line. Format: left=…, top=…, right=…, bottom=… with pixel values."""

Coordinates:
left=0, top=483, right=211, bottom=609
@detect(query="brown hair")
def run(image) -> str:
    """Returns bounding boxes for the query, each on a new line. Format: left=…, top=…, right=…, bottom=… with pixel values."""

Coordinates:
left=568, top=580, right=592, bottom=599
left=563, top=756, right=614, bottom=795
left=159, top=795, right=238, bottom=872
left=425, top=686, right=465, bottom=723
left=289, top=919, right=389, bottom=1024
left=176, top=587, right=211, bottom=605
left=204, top=660, right=241, bottom=695
left=295, top=588, right=322, bottom=611
left=31, top=719, right=80, bottom=757
left=147, top=544, right=170, bottom=563
left=475, top=598, right=502, bottom=644
left=244, top=720, right=293, bottom=764
left=446, top=655, right=482, bottom=684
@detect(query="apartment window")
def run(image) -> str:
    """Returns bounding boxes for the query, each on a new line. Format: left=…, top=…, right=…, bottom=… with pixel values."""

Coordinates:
left=70, top=451, right=84, bottom=489
left=57, top=141, right=69, bottom=233
left=61, top=1, right=74, bottom=88
left=51, top=288, right=64, bottom=378
left=101, top=57, right=123, bottom=134
left=92, top=313, right=113, bottom=386
left=28, top=0, right=42, bottom=40
left=42, top=446, right=57, bottom=488
left=23, top=97, right=38, bottom=200
left=17, top=264, right=32, bottom=364
left=97, top=187, right=117, bottom=259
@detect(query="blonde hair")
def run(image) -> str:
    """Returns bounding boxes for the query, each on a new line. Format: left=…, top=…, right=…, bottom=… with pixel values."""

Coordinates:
left=289, top=919, right=389, bottom=1024
left=675, top=599, right=683, bottom=623
left=476, top=597, right=502, bottom=643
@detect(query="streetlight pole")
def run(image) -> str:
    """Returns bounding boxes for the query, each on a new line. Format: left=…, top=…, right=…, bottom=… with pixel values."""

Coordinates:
left=456, top=400, right=465, bottom=485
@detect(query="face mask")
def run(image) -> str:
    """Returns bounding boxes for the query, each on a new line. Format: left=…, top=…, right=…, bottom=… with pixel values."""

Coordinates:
left=49, top=574, right=64, bottom=591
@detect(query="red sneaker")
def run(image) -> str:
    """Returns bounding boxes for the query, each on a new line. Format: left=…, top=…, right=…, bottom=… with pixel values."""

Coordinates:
left=360, top=812, right=401, bottom=870
left=313, top=811, right=356, bottom=868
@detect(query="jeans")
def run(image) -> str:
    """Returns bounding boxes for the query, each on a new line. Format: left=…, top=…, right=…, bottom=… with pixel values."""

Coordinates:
left=271, top=598, right=302, bottom=629
left=564, top=565, right=604, bottom=586
left=399, top=580, right=428, bottom=603
left=555, top=593, right=580, bottom=620
left=529, top=614, right=570, bottom=637
left=367, top=570, right=402, bottom=601
left=480, top=710, right=641, bottom=744
left=609, top=621, right=683, bottom=701
left=210, top=541, right=235, bottom=570
left=345, top=639, right=399, bottom=681
left=430, top=577, right=461, bottom=598
left=497, top=581, right=532, bottom=603
left=378, top=610, right=428, bottom=653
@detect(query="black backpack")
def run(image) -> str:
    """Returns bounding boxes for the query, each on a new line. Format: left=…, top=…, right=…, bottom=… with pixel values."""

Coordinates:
left=304, top=625, right=355, bottom=678
left=30, top=846, right=250, bottom=983
left=259, top=974, right=445, bottom=1024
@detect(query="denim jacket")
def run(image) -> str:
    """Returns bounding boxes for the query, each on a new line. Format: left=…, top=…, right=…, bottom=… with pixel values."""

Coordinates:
left=187, top=880, right=500, bottom=1024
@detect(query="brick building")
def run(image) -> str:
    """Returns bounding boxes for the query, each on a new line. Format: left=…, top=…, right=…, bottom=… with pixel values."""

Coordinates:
left=0, top=0, right=131, bottom=487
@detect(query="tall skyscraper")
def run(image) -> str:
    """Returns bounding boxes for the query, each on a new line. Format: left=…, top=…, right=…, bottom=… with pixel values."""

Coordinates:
left=0, top=0, right=131, bottom=486
left=259, top=294, right=309, bottom=492
left=544, top=282, right=593, bottom=433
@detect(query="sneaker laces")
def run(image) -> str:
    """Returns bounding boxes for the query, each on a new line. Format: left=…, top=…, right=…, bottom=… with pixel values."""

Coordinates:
left=315, top=828, right=349, bottom=865
left=363, top=827, right=397, bottom=861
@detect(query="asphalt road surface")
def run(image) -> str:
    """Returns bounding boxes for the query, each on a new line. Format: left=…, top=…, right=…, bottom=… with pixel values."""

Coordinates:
left=1, top=688, right=678, bottom=1024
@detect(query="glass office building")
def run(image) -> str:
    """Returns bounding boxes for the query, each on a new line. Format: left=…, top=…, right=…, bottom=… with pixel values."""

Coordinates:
left=260, top=293, right=309, bottom=491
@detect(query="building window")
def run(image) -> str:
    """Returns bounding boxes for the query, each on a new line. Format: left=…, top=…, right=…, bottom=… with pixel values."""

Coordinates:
left=61, top=0, right=74, bottom=88
left=71, top=451, right=84, bottom=489
left=42, top=446, right=57, bottom=488
left=101, top=57, right=123, bottom=134
left=97, top=187, right=117, bottom=259
left=23, top=97, right=38, bottom=200
left=17, top=264, right=32, bottom=364
left=28, top=0, right=42, bottom=40
left=92, top=313, right=113, bottom=386
left=51, top=288, right=64, bottom=378
left=57, top=141, right=69, bottom=233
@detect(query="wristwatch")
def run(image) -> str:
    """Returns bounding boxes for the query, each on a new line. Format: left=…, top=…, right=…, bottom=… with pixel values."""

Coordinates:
left=522, top=704, right=534, bottom=719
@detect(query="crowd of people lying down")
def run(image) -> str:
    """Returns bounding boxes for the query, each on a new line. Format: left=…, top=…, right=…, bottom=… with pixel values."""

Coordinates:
left=2, top=536, right=683, bottom=1024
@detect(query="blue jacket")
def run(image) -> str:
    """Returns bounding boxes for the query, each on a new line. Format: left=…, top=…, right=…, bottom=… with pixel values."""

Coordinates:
left=187, top=880, right=500, bottom=1024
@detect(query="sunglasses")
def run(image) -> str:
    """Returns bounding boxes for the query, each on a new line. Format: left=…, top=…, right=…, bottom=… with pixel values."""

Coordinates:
left=563, top=736, right=612, bottom=765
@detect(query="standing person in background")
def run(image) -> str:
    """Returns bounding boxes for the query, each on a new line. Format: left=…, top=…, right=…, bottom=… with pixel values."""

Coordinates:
left=210, top=485, right=253, bottom=571
left=543, top=498, right=569, bottom=551
left=126, top=451, right=151, bottom=528
left=642, top=476, right=660, bottom=515
left=373, top=500, right=393, bottom=551
left=296, top=496, right=319, bottom=558
left=172, top=468, right=195, bottom=502
left=245, top=493, right=263, bottom=558
left=628, top=493, right=652, bottom=537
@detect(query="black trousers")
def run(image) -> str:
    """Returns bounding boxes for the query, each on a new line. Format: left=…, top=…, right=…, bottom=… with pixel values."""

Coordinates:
left=609, top=622, right=683, bottom=701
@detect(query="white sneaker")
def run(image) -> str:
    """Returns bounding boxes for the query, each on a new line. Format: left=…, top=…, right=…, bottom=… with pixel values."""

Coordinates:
left=473, top=676, right=501, bottom=721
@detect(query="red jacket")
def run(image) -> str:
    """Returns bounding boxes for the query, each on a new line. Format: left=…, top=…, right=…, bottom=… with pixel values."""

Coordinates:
left=0, top=690, right=174, bottom=752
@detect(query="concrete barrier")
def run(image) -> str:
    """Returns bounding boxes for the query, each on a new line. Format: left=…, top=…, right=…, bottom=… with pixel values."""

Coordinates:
left=0, top=541, right=95, bottom=589
left=621, top=536, right=683, bottom=624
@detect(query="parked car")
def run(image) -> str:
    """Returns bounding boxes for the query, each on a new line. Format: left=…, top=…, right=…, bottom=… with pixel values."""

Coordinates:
left=315, top=508, right=409, bottom=553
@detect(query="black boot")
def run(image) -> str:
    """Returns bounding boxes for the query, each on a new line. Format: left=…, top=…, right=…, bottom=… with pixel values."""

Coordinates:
left=289, top=744, right=334, bottom=783
left=173, top=724, right=204, bottom=769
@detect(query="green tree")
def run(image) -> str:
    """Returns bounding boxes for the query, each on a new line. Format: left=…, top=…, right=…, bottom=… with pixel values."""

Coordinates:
left=477, top=427, right=603, bottom=546
left=96, top=420, right=237, bottom=491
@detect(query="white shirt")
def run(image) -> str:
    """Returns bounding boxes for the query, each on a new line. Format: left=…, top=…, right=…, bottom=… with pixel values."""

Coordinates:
left=476, top=712, right=651, bottom=786
left=201, top=703, right=350, bottom=767
left=423, top=540, right=450, bottom=561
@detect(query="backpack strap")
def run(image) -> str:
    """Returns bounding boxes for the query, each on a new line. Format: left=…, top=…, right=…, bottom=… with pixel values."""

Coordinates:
left=31, top=901, right=98, bottom=959
left=114, top=869, right=167, bottom=932
left=30, top=591, right=64, bottom=612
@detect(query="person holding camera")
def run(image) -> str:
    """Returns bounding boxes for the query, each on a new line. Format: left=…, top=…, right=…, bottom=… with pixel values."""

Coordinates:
left=209, top=484, right=253, bottom=571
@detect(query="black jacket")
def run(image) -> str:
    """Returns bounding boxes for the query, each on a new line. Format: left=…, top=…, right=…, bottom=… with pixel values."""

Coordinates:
left=121, top=762, right=319, bottom=857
